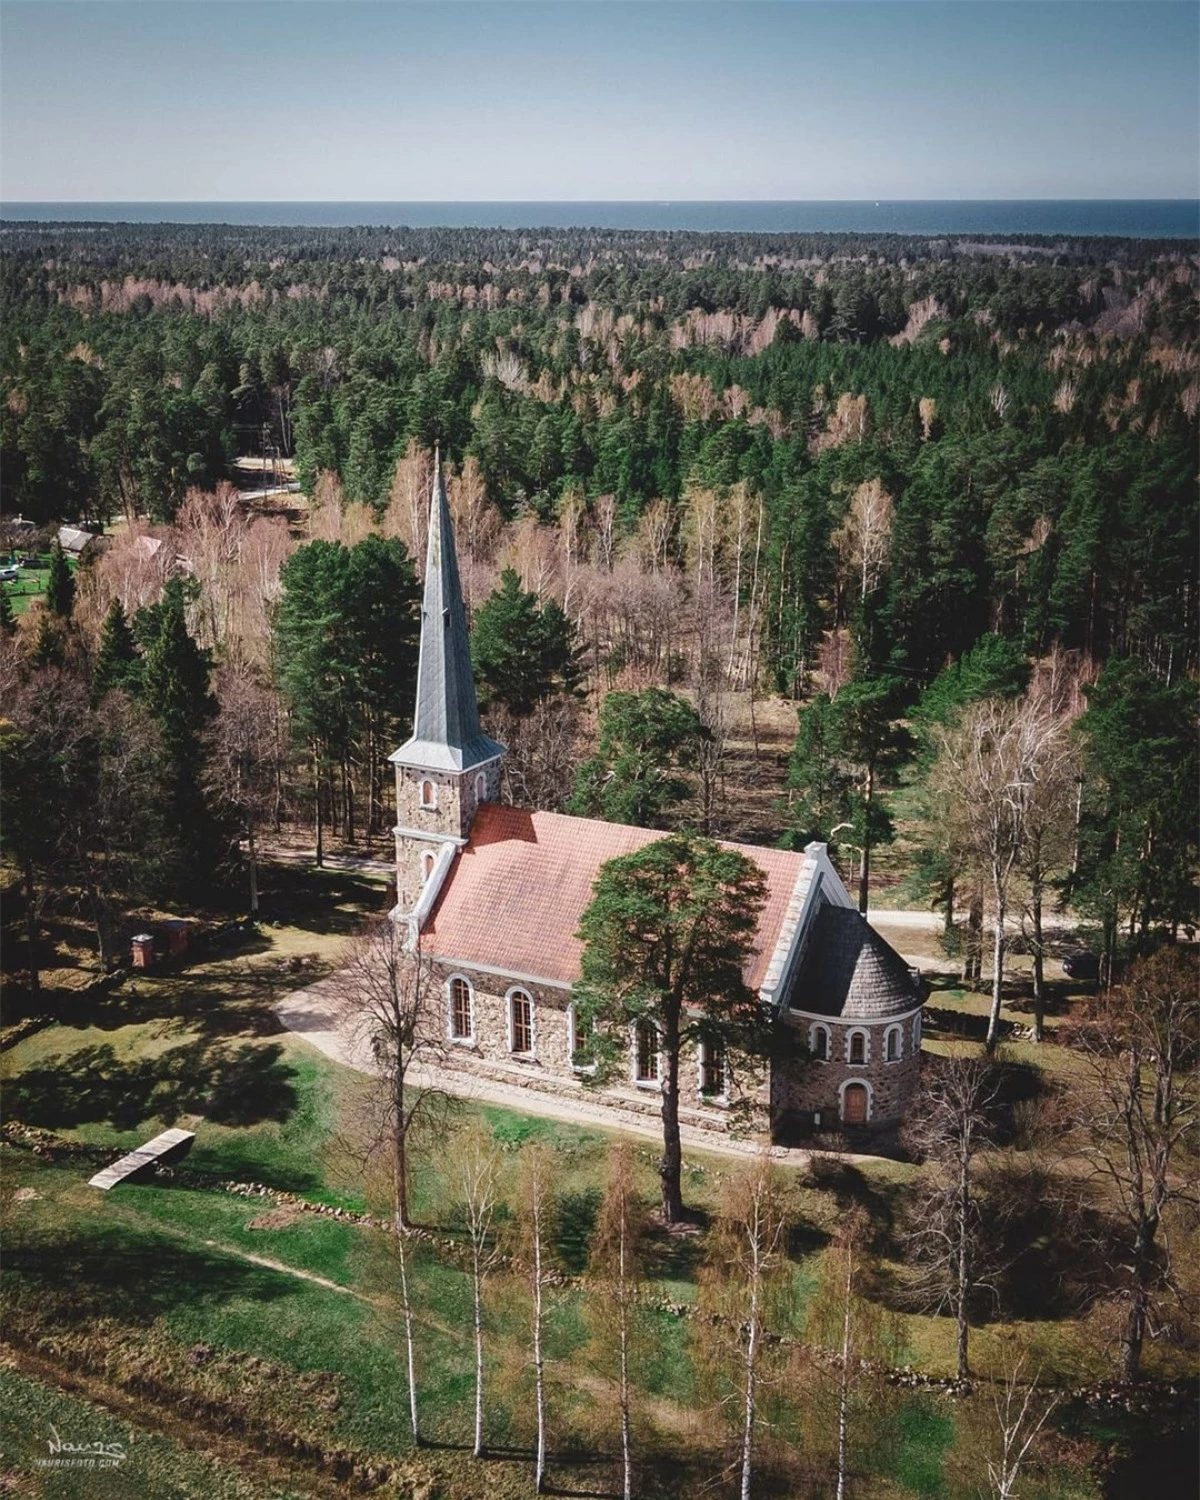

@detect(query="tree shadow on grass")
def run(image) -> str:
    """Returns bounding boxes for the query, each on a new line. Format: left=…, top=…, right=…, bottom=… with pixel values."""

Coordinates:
left=4, top=1224, right=303, bottom=1327
left=4, top=1038, right=299, bottom=1133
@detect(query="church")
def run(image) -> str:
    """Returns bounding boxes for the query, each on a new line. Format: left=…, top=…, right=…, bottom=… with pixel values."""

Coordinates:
left=388, top=465, right=927, bottom=1143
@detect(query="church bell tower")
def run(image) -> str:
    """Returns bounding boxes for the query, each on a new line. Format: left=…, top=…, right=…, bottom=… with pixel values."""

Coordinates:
left=389, top=456, right=504, bottom=915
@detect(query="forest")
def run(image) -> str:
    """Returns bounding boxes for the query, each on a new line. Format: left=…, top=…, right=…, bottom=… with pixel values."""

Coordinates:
left=0, top=220, right=1197, bottom=1499
left=1, top=220, right=1195, bottom=975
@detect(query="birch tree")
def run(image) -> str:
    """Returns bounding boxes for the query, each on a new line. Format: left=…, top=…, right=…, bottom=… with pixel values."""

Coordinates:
left=701, top=1152, right=789, bottom=1500
left=1077, top=949, right=1199, bottom=1381
left=516, top=1140, right=557, bottom=1492
left=803, top=1207, right=901, bottom=1499
left=457, top=1122, right=503, bottom=1458
left=903, top=1053, right=999, bottom=1381
left=587, top=1142, right=647, bottom=1500
left=931, top=695, right=1069, bottom=1051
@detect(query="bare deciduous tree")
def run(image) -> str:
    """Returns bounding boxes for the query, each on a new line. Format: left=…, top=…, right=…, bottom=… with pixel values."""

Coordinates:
left=804, top=1206, right=902, bottom=1500
left=833, top=477, right=894, bottom=603
left=338, top=922, right=446, bottom=1232
left=904, top=1053, right=1000, bottom=1380
left=1076, top=949, right=1199, bottom=1381
left=587, top=1142, right=647, bottom=1500
left=701, top=1151, right=789, bottom=1500
left=457, top=1122, right=503, bottom=1458
left=205, top=660, right=285, bottom=912
left=931, top=695, right=1073, bottom=1050
left=982, top=1354, right=1061, bottom=1500
left=516, top=1140, right=556, bottom=1493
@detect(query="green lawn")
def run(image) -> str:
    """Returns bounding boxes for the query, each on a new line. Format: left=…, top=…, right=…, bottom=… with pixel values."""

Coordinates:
left=1, top=875, right=1188, bottom=1499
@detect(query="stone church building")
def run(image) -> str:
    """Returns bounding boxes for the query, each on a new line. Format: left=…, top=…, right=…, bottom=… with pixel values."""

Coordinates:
left=389, top=465, right=926, bottom=1143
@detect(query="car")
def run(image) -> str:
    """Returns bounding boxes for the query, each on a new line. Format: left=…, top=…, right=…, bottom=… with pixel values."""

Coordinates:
left=0, top=566, right=18, bottom=583
left=1063, top=951, right=1100, bottom=982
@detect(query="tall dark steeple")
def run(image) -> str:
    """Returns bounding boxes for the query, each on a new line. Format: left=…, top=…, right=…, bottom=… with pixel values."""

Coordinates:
left=389, top=455, right=504, bottom=916
left=392, top=453, right=503, bottom=774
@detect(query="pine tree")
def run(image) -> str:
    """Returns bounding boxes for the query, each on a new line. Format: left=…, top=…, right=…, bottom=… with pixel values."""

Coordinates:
left=45, top=541, right=75, bottom=618
left=135, top=577, right=217, bottom=889
left=0, top=586, right=16, bottom=637
left=472, top=567, right=581, bottom=717
left=576, top=833, right=769, bottom=1223
left=91, top=598, right=140, bottom=702
left=570, top=688, right=706, bottom=829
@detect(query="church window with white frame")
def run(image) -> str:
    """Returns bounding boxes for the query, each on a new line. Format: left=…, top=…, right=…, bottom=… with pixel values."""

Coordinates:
left=448, top=976, right=474, bottom=1042
left=421, top=850, right=436, bottom=882
left=809, top=1022, right=830, bottom=1062
left=419, top=778, right=437, bottom=810
left=847, top=1028, right=868, bottom=1066
left=912, top=1011, right=922, bottom=1051
left=634, top=1020, right=660, bottom=1084
left=885, top=1025, right=902, bottom=1062
left=475, top=771, right=487, bottom=804
left=508, top=988, right=534, bottom=1055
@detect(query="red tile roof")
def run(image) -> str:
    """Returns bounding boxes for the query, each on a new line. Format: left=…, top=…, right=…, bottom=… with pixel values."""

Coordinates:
left=420, top=804, right=807, bottom=989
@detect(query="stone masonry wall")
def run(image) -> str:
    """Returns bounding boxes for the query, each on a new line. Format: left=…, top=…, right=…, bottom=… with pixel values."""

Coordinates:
left=420, top=959, right=765, bottom=1129
left=771, top=1013, right=922, bottom=1128
left=393, top=761, right=502, bottom=909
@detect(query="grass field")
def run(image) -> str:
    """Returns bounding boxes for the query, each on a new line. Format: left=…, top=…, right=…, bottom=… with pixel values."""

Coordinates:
left=1, top=862, right=1193, bottom=1499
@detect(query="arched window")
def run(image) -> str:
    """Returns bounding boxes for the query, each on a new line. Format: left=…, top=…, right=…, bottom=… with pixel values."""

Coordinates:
left=448, top=976, right=474, bottom=1042
left=508, top=988, right=534, bottom=1055
left=420, top=779, right=437, bottom=810
left=421, top=850, right=436, bottom=882
left=699, top=1041, right=727, bottom=1098
left=841, top=1081, right=870, bottom=1126
left=809, top=1024, right=830, bottom=1062
left=912, top=1012, right=922, bottom=1051
left=885, top=1026, right=902, bottom=1063
left=634, top=1021, right=660, bottom=1084
left=847, top=1029, right=867, bottom=1066
left=475, top=771, right=487, bottom=804
left=567, top=1003, right=592, bottom=1070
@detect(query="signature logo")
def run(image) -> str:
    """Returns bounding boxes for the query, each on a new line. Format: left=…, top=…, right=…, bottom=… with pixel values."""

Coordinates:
left=35, top=1425, right=128, bottom=1469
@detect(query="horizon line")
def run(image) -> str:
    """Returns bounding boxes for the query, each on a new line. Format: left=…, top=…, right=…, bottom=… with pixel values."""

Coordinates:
left=5, top=196, right=1198, bottom=206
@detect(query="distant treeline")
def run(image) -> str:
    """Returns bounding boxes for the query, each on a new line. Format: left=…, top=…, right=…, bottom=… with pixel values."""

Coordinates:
left=2, top=222, right=1197, bottom=685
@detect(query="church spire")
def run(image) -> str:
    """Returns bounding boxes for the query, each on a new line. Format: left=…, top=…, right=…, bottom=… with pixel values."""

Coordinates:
left=391, top=451, right=503, bottom=773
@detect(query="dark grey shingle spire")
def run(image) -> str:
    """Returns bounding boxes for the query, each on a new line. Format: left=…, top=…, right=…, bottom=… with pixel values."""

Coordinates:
left=390, top=455, right=504, bottom=774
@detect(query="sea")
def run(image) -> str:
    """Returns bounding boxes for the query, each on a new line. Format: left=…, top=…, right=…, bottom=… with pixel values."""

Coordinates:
left=2, top=200, right=1198, bottom=239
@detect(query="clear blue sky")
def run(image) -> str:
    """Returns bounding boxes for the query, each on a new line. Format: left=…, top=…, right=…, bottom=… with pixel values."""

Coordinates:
left=2, top=1, right=1196, bottom=201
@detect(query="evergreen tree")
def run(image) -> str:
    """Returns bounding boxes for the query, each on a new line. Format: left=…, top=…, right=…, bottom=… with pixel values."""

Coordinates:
left=575, top=833, right=769, bottom=1222
left=45, top=541, right=76, bottom=619
left=0, top=586, right=16, bottom=637
left=472, top=567, right=581, bottom=717
left=135, top=577, right=218, bottom=888
left=91, top=598, right=140, bottom=703
left=570, top=687, right=705, bottom=829
left=1074, top=659, right=1198, bottom=970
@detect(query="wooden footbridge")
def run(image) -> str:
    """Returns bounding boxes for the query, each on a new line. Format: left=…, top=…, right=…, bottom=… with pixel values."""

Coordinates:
left=87, top=1127, right=196, bottom=1190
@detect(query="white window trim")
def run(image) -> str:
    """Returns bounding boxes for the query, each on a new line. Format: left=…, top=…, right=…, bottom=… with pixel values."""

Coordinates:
left=446, top=973, right=476, bottom=1046
left=884, top=1024, right=904, bottom=1063
left=631, top=1020, right=662, bottom=1090
left=809, top=1022, right=831, bottom=1063
left=419, top=778, right=438, bottom=811
left=838, top=1077, right=874, bottom=1124
left=475, top=771, right=487, bottom=803
left=913, top=1012, right=923, bottom=1051
left=421, top=850, right=437, bottom=882
left=566, top=1002, right=594, bottom=1073
left=845, top=1027, right=871, bottom=1066
left=506, top=986, right=536, bottom=1058
left=696, top=1040, right=730, bottom=1106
